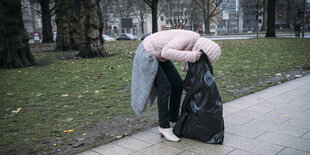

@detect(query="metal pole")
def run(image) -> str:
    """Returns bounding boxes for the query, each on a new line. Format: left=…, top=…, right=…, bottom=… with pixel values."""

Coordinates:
left=302, top=0, right=306, bottom=38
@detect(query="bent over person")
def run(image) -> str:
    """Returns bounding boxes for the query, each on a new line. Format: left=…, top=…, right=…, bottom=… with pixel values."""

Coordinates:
left=131, top=29, right=221, bottom=142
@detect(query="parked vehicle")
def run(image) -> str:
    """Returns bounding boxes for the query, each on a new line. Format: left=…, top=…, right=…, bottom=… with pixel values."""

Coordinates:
left=140, top=33, right=151, bottom=40
left=102, top=35, right=115, bottom=41
left=116, top=33, right=139, bottom=40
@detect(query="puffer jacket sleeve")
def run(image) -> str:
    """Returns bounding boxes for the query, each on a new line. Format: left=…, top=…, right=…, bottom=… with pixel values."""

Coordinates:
left=161, top=33, right=200, bottom=62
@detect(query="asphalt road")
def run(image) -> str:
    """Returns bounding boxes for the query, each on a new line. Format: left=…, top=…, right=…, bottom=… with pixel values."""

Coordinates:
left=206, top=33, right=310, bottom=40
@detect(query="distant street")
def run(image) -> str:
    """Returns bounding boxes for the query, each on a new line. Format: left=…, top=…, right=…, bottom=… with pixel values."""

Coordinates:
left=206, top=33, right=310, bottom=40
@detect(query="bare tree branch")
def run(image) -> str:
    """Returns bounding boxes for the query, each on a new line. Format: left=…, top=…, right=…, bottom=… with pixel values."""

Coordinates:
left=143, top=0, right=152, bottom=7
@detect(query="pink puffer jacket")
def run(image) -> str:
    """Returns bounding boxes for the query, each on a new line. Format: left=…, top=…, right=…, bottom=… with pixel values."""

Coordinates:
left=143, top=29, right=221, bottom=64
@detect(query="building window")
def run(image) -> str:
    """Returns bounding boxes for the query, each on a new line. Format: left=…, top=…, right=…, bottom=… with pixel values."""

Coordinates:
left=160, top=16, right=164, bottom=21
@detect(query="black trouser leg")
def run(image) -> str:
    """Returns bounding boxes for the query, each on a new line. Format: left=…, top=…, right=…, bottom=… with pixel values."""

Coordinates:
left=155, top=60, right=183, bottom=128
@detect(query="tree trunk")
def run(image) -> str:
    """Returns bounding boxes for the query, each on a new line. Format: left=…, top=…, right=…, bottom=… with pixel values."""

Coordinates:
left=266, top=0, right=276, bottom=37
left=286, top=0, right=290, bottom=28
left=39, top=0, right=54, bottom=43
left=203, top=9, right=207, bottom=34
left=206, top=0, right=210, bottom=34
left=151, top=0, right=158, bottom=33
left=261, top=0, right=268, bottom=31
left=78, top=0, right=108, bottom=58
left=141, top=16, right=145, bottom=34
left=55, top=0, right=80, bottom=51
left=0, top=0, right=37, bottom=68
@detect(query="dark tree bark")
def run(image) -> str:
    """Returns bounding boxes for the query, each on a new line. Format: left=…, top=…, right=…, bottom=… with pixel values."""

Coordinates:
left=78, top=0, right=108, bottom=58
left=0, top=0, right=37, bottom=68
left=266, top=0, right=276, bottom=37
left=54, top=0, right=80, bottom=51
left=39, top=0, right=54, bottom=43
left=143, top=0, right=158, bottom=33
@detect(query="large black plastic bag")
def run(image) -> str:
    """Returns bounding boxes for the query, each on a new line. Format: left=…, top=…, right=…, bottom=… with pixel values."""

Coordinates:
left=173, top=51, right=224, bottom=144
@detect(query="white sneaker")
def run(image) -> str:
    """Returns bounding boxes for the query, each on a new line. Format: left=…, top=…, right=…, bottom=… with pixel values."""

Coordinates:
left=159, top=127, right=180, bottom=142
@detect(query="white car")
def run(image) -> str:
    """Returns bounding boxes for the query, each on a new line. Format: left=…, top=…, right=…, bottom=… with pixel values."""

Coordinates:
left=102, top=35, right=115, bottom=41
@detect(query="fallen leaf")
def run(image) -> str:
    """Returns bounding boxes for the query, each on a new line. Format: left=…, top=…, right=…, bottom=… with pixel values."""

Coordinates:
left=114, top=133, right=129, bottom=139
left=61, top=94, right=69, bottom=97
left=83, top=133, right=87, bottom=136
left=70, top=142, right=84, bottom=148
left=7, top=93, right=14, bottom=96
left=11, top=108, right=22, bottom=114
left=53, top=144, right=57, bottom=146
left=64, top=129, right=74, bottom=133
left=65, top=117, right=73, bottom=122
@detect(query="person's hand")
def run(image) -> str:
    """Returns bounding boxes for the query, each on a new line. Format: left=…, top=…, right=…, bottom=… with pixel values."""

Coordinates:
left=195, top=51, right=203, bottom=61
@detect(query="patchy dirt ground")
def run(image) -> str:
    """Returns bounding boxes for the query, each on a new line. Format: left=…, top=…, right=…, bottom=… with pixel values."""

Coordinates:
left=54, top=110, right=159, bottom=155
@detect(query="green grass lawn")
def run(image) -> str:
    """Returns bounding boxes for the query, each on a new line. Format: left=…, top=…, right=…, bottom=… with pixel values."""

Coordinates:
left=1, top=38, right=310, bottom=154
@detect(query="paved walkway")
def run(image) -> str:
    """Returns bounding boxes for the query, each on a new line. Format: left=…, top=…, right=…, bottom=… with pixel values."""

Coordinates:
left=79, top=75, right=310, bottom=155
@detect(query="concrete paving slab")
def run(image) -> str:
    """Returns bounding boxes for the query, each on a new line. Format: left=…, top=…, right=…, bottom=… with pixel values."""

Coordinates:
left=224, top=97, right=261, bottom=109
left=225, top=122, right=266, bottom=139
left=137, top=143, right=184, bottom=155
left=277, top=148, right=310, bottom=155
left=244, top=103, right=276, bottom=113
left=224, top=115, right=252, bottom=125
left=302, top=107, right=310, bottom=114
left=256, top=131, right=310, bottom=152
left=232, top=110, right=289, bottom=124
left=113, top=137, right=153, bottom=152
left=131, top=130, right=164, bottom=144
left=145, top=127, right=158, bottom=134
left=163, top=138, right=234, bottom=155
left=301, top=131, right=310, bottom=139
left=268, top=109, right=310, bottom=121
left=91, top=143, right=133, bottom=155
left=130, top=152, right=144, bottom=155
left=285, top=100, right=310, bottom=107
left=224, top=133, right=284, bottom=155
left=276, top=93, right=310, bottom=103
left=256, top=101, right=310, bottom=113
left=227, top=149, right=257, bottom=155
left=243, top=119, right=308, bottom=137
left=223, top=105, right=241, bottom=116
left=78, top=150, right=101, bottom=155
left=178, top=150, right=200, bottom=155
left=282, top=118, right=310, bottom=129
